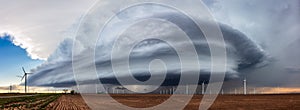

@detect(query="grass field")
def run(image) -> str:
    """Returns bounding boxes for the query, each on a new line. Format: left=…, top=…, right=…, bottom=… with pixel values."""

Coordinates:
left=1, top=93, right=300, bottom=109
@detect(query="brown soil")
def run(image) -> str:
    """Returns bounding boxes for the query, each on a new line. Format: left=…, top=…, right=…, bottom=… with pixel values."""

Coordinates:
left=0, top=94, right=60, bottom=110
left=46, top=95, right=91, bottom=110
left=0, top=93, right=36, bottom=96
left=111, top=94, right=300, bottom=110
left=188, top=94, right=300, bottom=110
left=46, top=94, right=300, bottom=110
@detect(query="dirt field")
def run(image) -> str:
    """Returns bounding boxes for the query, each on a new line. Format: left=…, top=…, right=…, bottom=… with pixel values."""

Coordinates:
left=46, top=94, right=300, bottom=110
left=189, top=94, right=300, bottom=110
left=0, top=93, right=36, bottom=97
left=46, top=95, right=91, bottom=110
left=0, top=94, right=60, bottom=110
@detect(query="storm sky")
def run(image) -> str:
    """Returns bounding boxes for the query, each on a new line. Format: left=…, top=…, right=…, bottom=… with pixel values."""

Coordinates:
left=1, top=0, right=299, bottom=90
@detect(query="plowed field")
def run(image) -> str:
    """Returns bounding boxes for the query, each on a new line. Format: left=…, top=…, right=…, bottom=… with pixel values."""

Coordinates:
left=45, top=94, right=300, bottom=110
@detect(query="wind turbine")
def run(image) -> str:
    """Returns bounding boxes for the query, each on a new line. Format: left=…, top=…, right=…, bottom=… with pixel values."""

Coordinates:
left=243, top=78, right=247, bottom=95
left=9, top=84, right=13, bottom=93
left=17, top=67, right=33, bottom=93
left=202, top=82, right=205, bottom=95
left=186, top=85, right=189, bottom=95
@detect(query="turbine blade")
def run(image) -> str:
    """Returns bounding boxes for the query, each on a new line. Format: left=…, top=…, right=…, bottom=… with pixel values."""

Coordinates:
left=21, top=75, right=25, bottom=81
left=22, top=67, right=26, bottom=73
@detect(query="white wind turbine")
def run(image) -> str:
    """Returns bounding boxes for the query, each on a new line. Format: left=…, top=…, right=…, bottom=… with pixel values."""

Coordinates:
left=243, top=78, right=247, bottom=95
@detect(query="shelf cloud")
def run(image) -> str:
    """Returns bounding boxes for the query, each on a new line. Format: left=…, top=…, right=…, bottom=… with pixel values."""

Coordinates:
left=28, top=8, right=268, bottom=87
left=24, top=0, right=299, bottom=88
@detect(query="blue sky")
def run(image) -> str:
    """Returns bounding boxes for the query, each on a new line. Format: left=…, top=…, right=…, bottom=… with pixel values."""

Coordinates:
left=0, top=34, right=43, bottom=86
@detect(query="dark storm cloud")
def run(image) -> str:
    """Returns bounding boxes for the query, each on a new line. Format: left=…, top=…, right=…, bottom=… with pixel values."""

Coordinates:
left=285, top=67, right=300, bottom=74
left=27, top=10, right=267, bottom=87
left=203, top=0, right=300, bottom=88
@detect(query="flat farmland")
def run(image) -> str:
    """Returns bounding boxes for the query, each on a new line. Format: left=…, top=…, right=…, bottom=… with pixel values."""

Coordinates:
left=47, top=94, right=300, bottom=110
left=0, top=93, right=36, bottom=97
left=46, top=95, right=90, bottom=110
left=0, top=93, right=61, bottom=110
left=2, top=94, right=300, bottom=109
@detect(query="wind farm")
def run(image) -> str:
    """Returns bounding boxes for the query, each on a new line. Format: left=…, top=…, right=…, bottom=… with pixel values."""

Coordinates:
left=1, top=0, right=300, bottom=109
left=1, top=77, right=300, bottom=109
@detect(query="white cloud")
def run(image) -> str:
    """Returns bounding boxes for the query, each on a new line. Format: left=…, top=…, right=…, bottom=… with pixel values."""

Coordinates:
left=0, top=0, right=96, bottom=60
left=206, top=0, right=300, bottom=51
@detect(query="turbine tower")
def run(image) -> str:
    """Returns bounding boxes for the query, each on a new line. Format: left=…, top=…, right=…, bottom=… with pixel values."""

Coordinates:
left=202, top=82, right=205, bottom=95
left=234, top=88, right=237, bottom=94
left=9, top=84, right=13, bottom=93
left=186, top=85, right=189, bottom=95
left=17, top=67, right=33, bottom=93
left=221, top=89, right=224, bottom=95
left=243, top=78, right=247, bottom=95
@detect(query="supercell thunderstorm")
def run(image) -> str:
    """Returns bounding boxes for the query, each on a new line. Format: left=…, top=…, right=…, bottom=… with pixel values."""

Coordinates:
left=28, top=6, right=268, bottom=87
